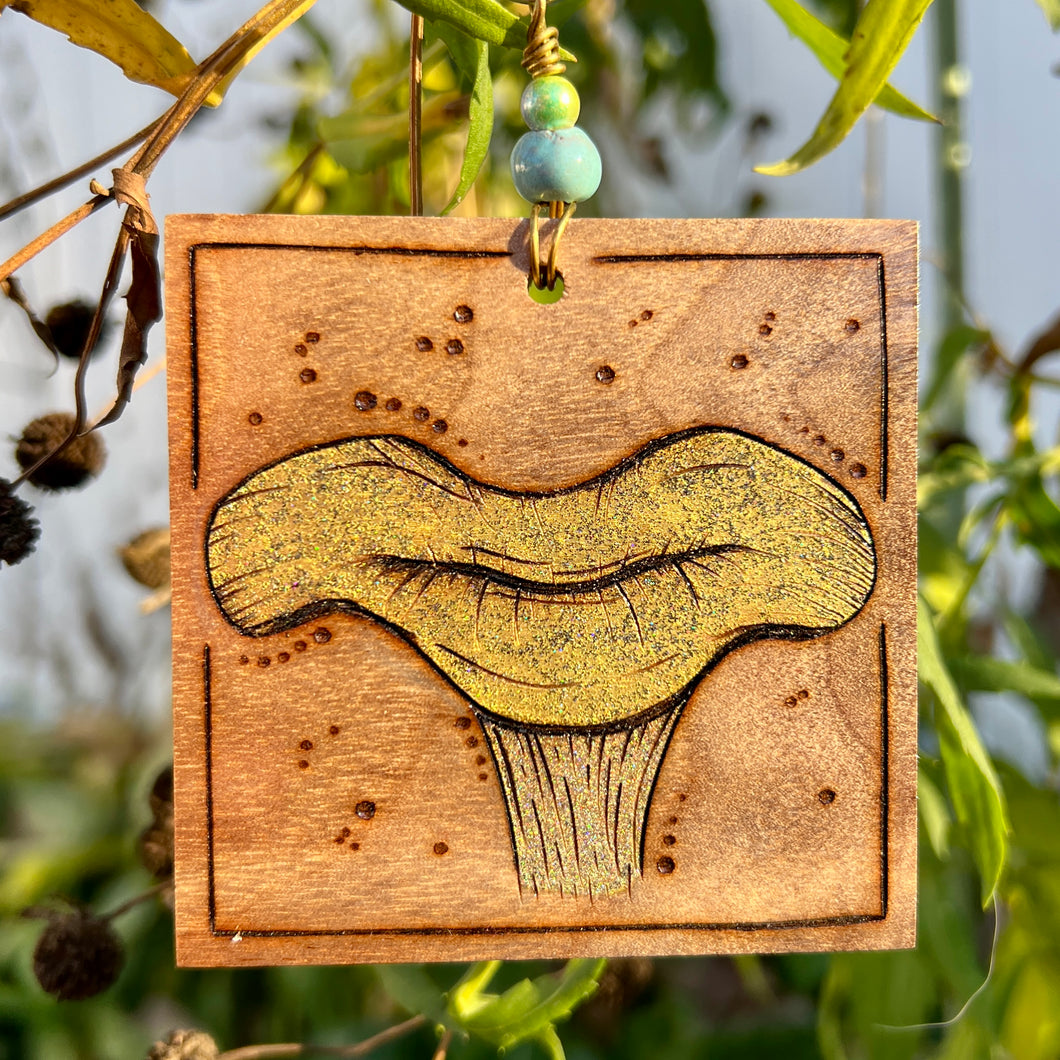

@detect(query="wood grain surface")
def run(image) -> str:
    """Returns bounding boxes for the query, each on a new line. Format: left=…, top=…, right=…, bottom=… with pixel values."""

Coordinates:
left=165, top=215, right=918, bottom=966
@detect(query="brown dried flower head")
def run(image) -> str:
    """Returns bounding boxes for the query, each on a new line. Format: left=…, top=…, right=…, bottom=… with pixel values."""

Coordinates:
left=31, top=909, right=124, bottom=1001
left=44, top=299, right=110, bottom=360
left=16, top=412, right=106, bottom=491
left=120, top=528, right=171, bottom=589
left=146, top=1030, right=219, bottom=1060
left=0, top=477, right=39, bottom=566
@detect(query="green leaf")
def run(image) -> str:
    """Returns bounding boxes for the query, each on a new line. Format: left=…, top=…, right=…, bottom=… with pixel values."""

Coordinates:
left=376, top=965, right=448, bottom=1024
left=1035, top=0, right=1060, bottom=31
left=449, top=958, right=605, bottom=1051
left=624, top=0, right=727, bottom=108
left=429, top=22, right=494, bottom=215
left=922, top=324, right=991, bottom=414
left=918, top=596, right=1009, bottom=905
left=6, top=0, right=202, bottom=97
left=952, top=657, right=1060, bottom=703
left=918, top=765, right=952, bottom=860
left=756, top=0, right=935, bottom=176
left=1008, top=469, right=1060, bottom=570
left=762, top=0, right=937, bottom=122
left=393, top=0, right=572, bottom=55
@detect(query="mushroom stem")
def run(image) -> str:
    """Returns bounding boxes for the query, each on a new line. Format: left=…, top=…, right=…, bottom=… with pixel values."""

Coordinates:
left=480, top=698, right=684, bottom=896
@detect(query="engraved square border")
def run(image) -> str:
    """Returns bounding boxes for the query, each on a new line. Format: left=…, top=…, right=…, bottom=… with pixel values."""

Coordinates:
left=183, top=241, right=894, bottom=941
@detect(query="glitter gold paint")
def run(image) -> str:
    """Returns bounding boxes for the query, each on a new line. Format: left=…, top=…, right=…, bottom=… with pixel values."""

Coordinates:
left=206, top=427, right=876, bottom=894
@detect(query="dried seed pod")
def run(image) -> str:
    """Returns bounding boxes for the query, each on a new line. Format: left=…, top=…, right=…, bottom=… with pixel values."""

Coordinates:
left=139, top=823, right=174, bottom=879
left=148, top=765, right=174, bottom=821
left=32, top=910, right=124, bottom=1001
left=120, top=528, right=171, bottom=590
left=43, top=299, right=110, bottom=360
left=16, top=412, right=105, bottom=491
left=0, top=477, right=39, bottom=566
left=146, top=1030, right=219, bottom=1060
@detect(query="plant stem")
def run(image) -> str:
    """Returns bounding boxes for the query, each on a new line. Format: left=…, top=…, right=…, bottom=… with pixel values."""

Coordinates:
left=934, top=0, right=967, bottom=336
left=218, top=1016, right=426, bottom=1059
left=0, top=117, right=162, bottom=222
left=409, top=12, right=424, bottom=216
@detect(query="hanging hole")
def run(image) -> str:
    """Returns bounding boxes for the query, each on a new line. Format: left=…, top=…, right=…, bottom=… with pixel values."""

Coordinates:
left=527, top=274, right=565, bottom=304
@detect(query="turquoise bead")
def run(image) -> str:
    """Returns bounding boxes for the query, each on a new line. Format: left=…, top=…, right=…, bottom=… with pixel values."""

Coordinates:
left=511, top=128, right=602, bottom=204
left=521, top=76, right=580, bottom=130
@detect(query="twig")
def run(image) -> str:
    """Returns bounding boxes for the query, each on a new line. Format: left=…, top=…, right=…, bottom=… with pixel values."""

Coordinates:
left=102, top=880, right=173, bottom=922
left=409, top=12, right=424, bottom=216
left=262, top=142, right=325, bottom=213
left=431, top=1028, right=453, bottom=1060
left=0, top=116, right=162, bottom=223
left=218, top=1015, right=427, bottom=1059
left=0, top=196, right=109, bottom=285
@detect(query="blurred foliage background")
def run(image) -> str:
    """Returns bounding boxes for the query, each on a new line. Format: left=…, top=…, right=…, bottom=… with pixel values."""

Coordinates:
left=1, top=0, right=1060, bottom=1056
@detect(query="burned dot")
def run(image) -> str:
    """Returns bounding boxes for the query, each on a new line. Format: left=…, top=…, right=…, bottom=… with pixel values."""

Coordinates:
left=298, top=760, right=309, bottom=769
left=785, top=695, right=798, bottom=707
left=305, top=332, right=320, bottom=344
left=475, top=754, right=487, bottom=766
left=434, top=841, right=449, bottom=855
left=335, top=827, right=351, bottom=844
left=640, top=309, right=654, bottom=321
left=657, top=856, right=676, bottom=875
left=334, top=834, right=345, bottom=844
left=355, top=391, right=377, bottom=412
left=455, top=717, right=472, bottom=730
left=668, top=816, right=678, bottom=826
left=415, top=336, right=434, bottom=352
left=845, top=318, right=860, bottom=332
left=329, top=725, right=340, bottom=735
left=759, top=323, right=773, bottom=336
left=340, top=826, right=351, bottom=837
left=294, top=343, right=307, bottom=356
left=466, top=735, right=479, bottom=748
left=385, top=397, right=402, bottom=412
left=831, top=449, right=845, bottom=462
left=413, top=406, right=430, bottom=422
left=813, top=435, right=827, bottom=447
left=350, top=842, right=360, bottom=851
left=458, top=438, right=469, bottom=447
left=248, top=412, right=263, bottom=426
left=257, top=656, right=270, bottom=667
left=850, top=463, right=868, bottom=479
left=798, top=689, right=809, bottom=700
left=678, top=793, right=688, bottom=802
left=662, top=834, right=676, bottom=846
left=445, top=339, right=465, bottom=356
left=764, top=311, right=776, bottom=322
left=239, top=655, right=249, bottom=665
left=299, top=739, right=313, bottom=751
left=300, top=368, right=317, bottom=383
left=313, top=627, right=332, bottom=644
left=294, top=641, right=307, bottom=652
left=277, top=651, right=290, bottom=663
left=730, top=354, right=749, bottom=370
left=355, top=800, right=376, bottom=820
left=478, top=773, right=488, bottom=781
left=596, top=365, right=616, bottom=385
left=628, top=319, right=638, bottom=328
left=432, top=419, right=448, bottom=434
left=818, top=788, right=837, bottom=805
left=453, top=305, right=474, bottom=324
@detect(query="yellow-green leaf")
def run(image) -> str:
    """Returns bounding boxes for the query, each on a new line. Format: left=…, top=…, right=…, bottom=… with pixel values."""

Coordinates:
left=756, top=0, right=935, bottom=176
left=1035, top=0, right=1060, bottom=31
left=918, top=596, right=1009, bottom=906
left=762, top=0, right=937, bottom=122
left=5, top=0, right=203, bottom=98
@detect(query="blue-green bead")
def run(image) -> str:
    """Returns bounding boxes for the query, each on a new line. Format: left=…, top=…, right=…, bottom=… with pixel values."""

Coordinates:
left=521, top=76, right=580, bottom=130
left=511, top=128, right=602, bottom=204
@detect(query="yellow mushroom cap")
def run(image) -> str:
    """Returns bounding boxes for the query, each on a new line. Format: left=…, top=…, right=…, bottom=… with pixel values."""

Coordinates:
left=206, top=428, right=876, bottom=729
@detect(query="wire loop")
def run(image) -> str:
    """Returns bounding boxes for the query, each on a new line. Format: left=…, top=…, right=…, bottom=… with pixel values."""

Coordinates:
left=528, top=200, right=577, bottom=291
left=522, top=0, right=565, bottom=79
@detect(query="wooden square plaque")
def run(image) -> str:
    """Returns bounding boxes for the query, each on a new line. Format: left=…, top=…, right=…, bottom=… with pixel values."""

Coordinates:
left=166, top=215, right=917, bottom=965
